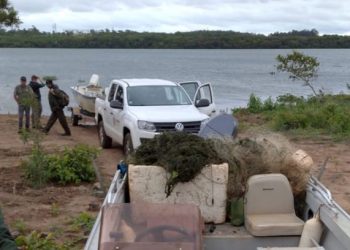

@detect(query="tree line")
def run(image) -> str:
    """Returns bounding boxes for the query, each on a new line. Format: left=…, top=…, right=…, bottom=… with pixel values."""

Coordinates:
left=1, top=28, right=350, bottom=49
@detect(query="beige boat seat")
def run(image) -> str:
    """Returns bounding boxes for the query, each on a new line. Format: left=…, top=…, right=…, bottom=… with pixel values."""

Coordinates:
left=245, top=174, right=304, bottom=236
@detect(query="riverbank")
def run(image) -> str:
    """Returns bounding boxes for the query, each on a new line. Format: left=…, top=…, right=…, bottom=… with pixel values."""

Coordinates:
left=0, top=114, right=123, bottom=249
left=0, top=114, right=349, bottom=248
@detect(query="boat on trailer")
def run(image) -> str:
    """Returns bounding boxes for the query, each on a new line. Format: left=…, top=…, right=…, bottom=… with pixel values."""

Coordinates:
left=70, top=74, right=104, bottom=125
left=84, top=167, right=350, bottom=250
left=70, top=74, right=103, bottom=115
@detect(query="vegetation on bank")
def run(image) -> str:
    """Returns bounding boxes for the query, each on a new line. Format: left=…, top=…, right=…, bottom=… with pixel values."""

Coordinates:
left=1, top=28, right=350, bottom=48
left=235, top=50, right=350, bottom=139
left=20, top=131, right=99, bottom=188
left=14, top=211, right=95, bottom=250
left=234, top=93, right=350, bottom=139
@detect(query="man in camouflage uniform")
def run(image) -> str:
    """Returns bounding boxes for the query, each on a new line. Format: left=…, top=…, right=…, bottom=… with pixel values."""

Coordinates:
left=0, top=209, right=17, bottom=250
left=42, top=80, right=71, bottom=136
left=13, top=76, right=34, bottom=133
left=29, top=75, right=45, bottom=129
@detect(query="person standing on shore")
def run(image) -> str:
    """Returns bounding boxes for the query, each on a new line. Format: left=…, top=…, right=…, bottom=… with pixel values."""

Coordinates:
left=13, top=76, right=34, bottom=133
left=42, top=80, right=71, bottom=136
left=29, top=75, right=45, bottom=129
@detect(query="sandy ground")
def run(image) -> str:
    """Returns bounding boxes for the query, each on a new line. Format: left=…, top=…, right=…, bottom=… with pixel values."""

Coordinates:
left=0, top=114, right=123, bottom=248
left=0, top=114, right=349, bottom=247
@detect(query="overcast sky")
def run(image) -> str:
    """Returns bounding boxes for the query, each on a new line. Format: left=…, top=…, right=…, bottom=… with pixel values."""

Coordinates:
left=10, top=0, right=350, bottom=34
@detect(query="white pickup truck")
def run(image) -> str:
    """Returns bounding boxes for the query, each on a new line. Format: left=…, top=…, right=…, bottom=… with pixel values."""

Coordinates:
left=95, top=79, right=215, bottom=154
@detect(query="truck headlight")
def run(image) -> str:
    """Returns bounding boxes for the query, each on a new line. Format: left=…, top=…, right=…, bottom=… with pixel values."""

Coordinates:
left=200, top=118, right=210, bottom=130
left=137, top=120, right=156, bottom=132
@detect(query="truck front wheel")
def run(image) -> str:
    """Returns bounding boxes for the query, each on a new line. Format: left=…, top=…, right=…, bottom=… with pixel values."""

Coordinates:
left=98, top=120, right=112, bottom=148
left=123, top=133, right=134, bottom=156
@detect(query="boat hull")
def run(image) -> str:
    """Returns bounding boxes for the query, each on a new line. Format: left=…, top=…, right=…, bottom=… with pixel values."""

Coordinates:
left=71, top=86, right=102, bottom=114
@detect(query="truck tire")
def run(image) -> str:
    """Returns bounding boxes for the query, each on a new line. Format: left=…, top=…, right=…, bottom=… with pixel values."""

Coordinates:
left=98, top=120, right=112, bottom=148
left=123, top=133, right=134, bottom=156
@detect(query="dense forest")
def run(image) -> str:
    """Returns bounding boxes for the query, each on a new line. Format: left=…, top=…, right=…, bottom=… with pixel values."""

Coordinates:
left=1, top=28, right=350, bottom=48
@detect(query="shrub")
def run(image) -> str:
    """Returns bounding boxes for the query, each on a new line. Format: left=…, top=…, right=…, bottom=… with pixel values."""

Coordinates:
left=262, top=97, right=275, bottom=111
left=22, top=145, right=50, bottom=188
left=276, top=94, right=304, bottom=106
left=247, top=94, right=263, bottom=113
left=47, top=145, right=99, bottom=185
left=237, top=93, right=350, bottom=138
left=21, top=131, right=50, bottom=188
left=22, top=144, right=99, bottom=187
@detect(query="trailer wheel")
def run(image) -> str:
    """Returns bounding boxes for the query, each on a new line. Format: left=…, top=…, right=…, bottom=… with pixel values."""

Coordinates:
left=98, top=120, right=112, bottom=148
left=71, top=114, right=79, bottom=126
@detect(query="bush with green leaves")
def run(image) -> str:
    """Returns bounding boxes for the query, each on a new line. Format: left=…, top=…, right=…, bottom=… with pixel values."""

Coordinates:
left=47, top=144, right=99, bottom=185
left=247, top=94, right=263, bottom=113
left=22, top=143, right=99, bottom=187
left=23, top=146, right=50, bottom=188
left=246, top=94, right=276, bottom=113
left=21, top=130, right=50, bottom=188
left=235, top=94, right=350, bottom=138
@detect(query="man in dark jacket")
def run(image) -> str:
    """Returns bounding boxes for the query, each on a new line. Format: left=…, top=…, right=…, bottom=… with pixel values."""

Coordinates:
left=0, top=209, right=18, bottom=250
left=29, top=75, right=45, bottom=129
left=42, top=80, right=71, bottom=136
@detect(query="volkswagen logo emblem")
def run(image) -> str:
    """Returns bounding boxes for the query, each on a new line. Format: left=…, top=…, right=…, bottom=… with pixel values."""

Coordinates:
left=175, top=122, right=184, bottom=132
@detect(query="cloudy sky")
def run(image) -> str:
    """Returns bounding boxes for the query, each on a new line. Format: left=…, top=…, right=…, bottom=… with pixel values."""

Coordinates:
left=10, top=0, right=350, bottom=34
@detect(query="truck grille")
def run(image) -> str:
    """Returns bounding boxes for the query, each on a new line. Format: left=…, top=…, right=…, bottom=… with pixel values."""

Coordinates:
left=154, top=121, right=201, bottom=133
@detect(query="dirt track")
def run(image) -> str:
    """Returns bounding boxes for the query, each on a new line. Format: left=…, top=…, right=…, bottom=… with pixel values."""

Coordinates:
left=0, top=114, right=349, bottom=247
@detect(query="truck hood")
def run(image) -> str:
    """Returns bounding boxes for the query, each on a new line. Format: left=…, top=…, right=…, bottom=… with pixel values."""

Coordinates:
left=128, top=105, right=208, bottom=122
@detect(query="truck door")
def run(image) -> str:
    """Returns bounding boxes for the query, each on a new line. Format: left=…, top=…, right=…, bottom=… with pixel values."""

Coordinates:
left=179, top=81, right=200, bottom=101
left=193, top=83, right=216, bottom=116
left=111, top=85, right=125, bottom=144
left=104, top=83, right=117, bottom=136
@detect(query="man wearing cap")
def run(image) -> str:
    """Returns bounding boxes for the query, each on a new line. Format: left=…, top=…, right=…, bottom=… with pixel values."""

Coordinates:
left=13, top=76, right=34, bottom=133
left=29, top=75, right=45, bottom=129
left=42, top=80, right=71, bottom=136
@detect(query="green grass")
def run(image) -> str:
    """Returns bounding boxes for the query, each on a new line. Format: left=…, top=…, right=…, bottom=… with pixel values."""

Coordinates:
left=12, top=219, right=27, bottom=235
left=233, top=93, right=350, bottom=140
left=70, top=212, right=95, bottom=234
left=15, top=231, right=69, bottom=250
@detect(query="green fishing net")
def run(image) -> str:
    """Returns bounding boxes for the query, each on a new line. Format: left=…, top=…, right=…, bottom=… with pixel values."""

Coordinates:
left=130, top=132, right=222, bottom=196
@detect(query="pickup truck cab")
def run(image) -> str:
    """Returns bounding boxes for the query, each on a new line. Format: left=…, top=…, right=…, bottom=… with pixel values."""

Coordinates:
left=95, top=79, right=215, bottom=155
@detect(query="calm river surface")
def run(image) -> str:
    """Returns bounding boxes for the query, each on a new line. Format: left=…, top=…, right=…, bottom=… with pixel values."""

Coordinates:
left=0, top=48, right=349, bottom=114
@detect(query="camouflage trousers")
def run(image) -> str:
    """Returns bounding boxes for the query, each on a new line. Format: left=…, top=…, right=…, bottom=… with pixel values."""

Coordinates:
left=31, top=100, right=42, bottom=129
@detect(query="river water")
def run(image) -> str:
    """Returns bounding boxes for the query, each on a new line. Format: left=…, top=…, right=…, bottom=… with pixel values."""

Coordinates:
left=0, top=48, right=349, bottom=114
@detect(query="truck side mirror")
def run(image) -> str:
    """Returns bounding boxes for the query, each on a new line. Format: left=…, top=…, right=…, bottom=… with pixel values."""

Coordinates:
left=195, top=99, right=210, bottom=108
left=110, top=100, right=123, bottom=109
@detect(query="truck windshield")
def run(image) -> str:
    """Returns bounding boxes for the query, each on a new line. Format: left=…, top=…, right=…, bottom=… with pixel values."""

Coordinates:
left=127, top=85, right=192, bottom=106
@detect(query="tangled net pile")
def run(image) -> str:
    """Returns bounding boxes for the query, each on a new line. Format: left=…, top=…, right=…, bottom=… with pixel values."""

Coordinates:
left=131, top=131, right=312, bottom=199
left=131, top=132, right=221, bottom=196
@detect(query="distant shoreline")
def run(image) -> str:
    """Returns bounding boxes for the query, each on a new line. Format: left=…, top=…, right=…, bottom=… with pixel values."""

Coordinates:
left=1, top=29, right=350, bottom=49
